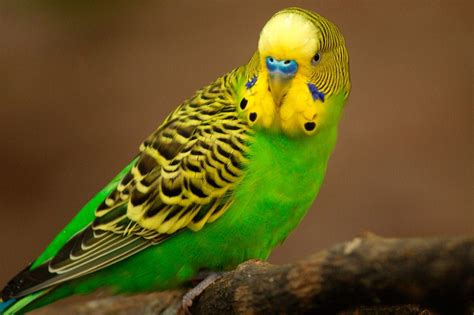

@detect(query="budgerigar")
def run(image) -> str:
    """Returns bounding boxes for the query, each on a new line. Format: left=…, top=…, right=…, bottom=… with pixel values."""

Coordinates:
left=0, top=7, right=350, bottom=314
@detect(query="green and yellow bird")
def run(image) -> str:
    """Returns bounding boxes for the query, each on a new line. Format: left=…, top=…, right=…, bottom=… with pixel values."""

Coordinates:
left=0, top=7, right=350, bottom=314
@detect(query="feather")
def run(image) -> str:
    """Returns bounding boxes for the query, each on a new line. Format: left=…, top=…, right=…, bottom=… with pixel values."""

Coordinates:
left=2, top=68, right=252, bottom=301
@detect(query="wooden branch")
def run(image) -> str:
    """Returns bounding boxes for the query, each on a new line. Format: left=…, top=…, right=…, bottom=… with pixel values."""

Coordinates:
left=33, top=235, right=474, bottom=315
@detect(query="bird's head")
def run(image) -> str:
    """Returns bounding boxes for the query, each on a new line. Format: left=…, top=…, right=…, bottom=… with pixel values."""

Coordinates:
left=241, top=8, right=350, bottom=136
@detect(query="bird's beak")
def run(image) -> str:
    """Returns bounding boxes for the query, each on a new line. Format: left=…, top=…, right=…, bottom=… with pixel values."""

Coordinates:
left=265, top=57, right=298, bottom=106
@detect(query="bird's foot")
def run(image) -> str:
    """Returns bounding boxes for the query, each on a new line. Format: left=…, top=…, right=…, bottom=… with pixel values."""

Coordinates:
left=180, top=272, right=224, bottom=315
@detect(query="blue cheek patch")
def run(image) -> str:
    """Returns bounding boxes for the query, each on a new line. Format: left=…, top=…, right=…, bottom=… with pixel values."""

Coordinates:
left=307, top=83, right=325, bottom=102
left=246, top=75, right=257, bottom=89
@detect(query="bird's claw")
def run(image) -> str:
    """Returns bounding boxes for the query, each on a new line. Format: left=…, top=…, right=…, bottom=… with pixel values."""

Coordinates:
left=179, top=272, right=223, bottom=315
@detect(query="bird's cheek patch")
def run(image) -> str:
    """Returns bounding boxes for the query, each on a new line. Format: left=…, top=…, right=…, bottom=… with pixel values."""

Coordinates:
left=307, top=83, right=325, bottom=102
left=245, top=75, right=257, bottom=89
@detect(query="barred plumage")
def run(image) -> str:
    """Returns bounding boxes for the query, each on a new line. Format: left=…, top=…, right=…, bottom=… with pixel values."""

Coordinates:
left=3, top=68, right=255, bottom=299
left=1, top=7, right=351, bottom=311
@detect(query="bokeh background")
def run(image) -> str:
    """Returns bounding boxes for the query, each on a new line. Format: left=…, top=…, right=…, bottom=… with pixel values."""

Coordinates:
left=0, top=0, right=472, bottom=292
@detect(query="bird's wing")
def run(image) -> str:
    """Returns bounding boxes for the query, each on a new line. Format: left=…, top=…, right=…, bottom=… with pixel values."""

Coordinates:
left=2, top=74, right=252, bottom=299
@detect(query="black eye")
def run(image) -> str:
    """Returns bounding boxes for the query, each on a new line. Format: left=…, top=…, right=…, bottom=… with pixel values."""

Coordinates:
left=312, top=52, right=321, bottom=64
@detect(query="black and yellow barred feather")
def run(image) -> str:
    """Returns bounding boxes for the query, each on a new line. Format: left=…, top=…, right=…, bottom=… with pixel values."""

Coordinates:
left=2, top=66, right=257, bottom=299
left=1, top=7, right=350, bottom=303
left=92, top=68, right=254, bottom=239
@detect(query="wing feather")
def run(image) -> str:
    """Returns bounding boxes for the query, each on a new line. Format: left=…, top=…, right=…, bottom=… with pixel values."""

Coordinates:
left=2, top=69, right=252, bottom=300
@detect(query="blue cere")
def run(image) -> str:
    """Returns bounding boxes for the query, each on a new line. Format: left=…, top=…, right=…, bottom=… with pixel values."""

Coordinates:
left=246, top=75, right=257, bottom=89
left=307, top=83, right=325, bottom=102
left=265, top=57, right=298, bottom=76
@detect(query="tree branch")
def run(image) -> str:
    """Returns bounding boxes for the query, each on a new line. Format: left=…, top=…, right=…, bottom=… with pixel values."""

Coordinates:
left=33, top=235, right=474, bottom=314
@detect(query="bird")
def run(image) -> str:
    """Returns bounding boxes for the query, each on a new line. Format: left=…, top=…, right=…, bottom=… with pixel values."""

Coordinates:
left=0, top=7, right=350, bottom=314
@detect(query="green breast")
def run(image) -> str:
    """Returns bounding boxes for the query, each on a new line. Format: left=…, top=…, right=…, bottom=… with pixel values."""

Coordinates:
left=213, top=123, right=339, bottom=261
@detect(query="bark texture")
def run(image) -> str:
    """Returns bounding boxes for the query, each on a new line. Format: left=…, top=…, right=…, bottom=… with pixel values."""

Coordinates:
left=33, top=235, right=474, bottom=315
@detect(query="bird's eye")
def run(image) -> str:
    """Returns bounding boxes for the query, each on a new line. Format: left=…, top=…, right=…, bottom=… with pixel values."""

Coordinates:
left=312, top=52, right=321, bottom=64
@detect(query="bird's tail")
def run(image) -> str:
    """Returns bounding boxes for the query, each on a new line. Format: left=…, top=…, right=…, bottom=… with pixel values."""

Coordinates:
left=0, top=290, right=49, bottom=315
left=0, top=299, right=16, bottom=314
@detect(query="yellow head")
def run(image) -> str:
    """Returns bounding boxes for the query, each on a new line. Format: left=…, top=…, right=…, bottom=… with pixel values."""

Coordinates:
left=241, top=8, right=350, bottom=136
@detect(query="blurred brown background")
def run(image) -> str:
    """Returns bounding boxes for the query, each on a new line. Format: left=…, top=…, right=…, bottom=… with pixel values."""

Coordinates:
left=0, top=0, right=472, bottom=289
